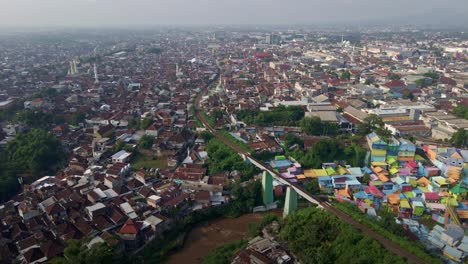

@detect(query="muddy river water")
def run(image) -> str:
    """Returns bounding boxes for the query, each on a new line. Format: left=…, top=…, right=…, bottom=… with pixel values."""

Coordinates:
left=166, top=211, right=280, bottom=264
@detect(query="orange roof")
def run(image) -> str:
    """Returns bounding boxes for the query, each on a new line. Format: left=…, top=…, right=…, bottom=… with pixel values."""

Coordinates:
left=377, top=173, right=389, bottom=182
left=387, top=194, right=400, bottom=205
left=417, top=177, right=431, bottom=186
left=335, top=189, right=351, bottom=198
left=373, top=167, right=384, bottom=173
left=119, top=219, right=141, bottom=235
left=296, top=174, right=306, bottom=180
left=439, top=191, right=449, bottom=197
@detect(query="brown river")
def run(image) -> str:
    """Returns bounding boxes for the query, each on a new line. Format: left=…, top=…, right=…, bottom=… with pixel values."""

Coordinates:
left=166, top=211, right=281, bottom=264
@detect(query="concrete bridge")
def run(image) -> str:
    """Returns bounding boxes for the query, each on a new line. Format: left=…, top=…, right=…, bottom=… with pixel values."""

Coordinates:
left=194, top=79, right=428, bottom=264
left=248, top=156, right=322, bottom=217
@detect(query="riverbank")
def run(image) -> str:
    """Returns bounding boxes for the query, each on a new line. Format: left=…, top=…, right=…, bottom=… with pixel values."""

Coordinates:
left=166, top=211, right=281, bottom=264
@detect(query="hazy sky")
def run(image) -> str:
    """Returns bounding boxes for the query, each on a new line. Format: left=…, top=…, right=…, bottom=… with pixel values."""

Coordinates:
left=1, top=0, right=467, bottom=28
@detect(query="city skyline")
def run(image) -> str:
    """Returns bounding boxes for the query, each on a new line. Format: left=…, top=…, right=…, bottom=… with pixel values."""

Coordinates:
left=1, top=0, right=468, bottom=28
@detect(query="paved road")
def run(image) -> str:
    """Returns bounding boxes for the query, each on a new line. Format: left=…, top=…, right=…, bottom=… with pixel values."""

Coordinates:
left=194, top=83, right=428, bottom=264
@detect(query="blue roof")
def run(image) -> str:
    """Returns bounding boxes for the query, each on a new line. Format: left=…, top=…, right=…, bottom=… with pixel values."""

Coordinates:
left=383, top=189, right=395, bottom=195
left=362, top=167, right=373, bottom=174
left=317, top=176, right=332, bottom=182
left=270, top=159, right=292, bottom=168
left=354, top=191, right=368, bottom=199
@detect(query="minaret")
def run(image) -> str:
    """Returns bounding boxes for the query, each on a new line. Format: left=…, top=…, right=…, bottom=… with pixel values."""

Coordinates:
left=69, top=61, right=75, bottom=75
left=94, top=63, right=99, bottom=84
left=176, top=63, right=179, bottom=77
left=73, top=60, right=78, bottom=74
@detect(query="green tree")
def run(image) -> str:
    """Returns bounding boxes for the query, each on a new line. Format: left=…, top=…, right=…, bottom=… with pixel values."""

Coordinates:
left=340, top=70, right=351, bottom=80
left=423, top=72, right=439, bottom=79
left=300, top=117, right=340, bottom=136
left=71, top=111, right=86, bottom=126
left=452, top=105, right=468, bottom=119
left=280, top=207, right=406, bottom=264
left=202, top=240, right=247, bottom=264
left=402, top=91, right=415, bottom=100
left=0, top=151, right=20, bottom=202
left=305, top=178, right=320, bottom=194
left=283, top=133, right=304, bottom=149
left=199, top=131, right=214, bottom=142
left=415, top=79, right=430, bottom=88
left=300, top=116, right=322, bottom=136
left=16, top=110, right=63, bottom=129
left=140, top=117, right=153, bottom=130
left=361, top=173, right=371, bottom=185
left=206, top=138, right=259, bottom=181
left=127, top=117, right=140, bottom=129
left=450, top=128, right=468, bottom=148
left=357, top=114, right=384, bottom=135
left=50, top=239, right=125, bottom=264
left=138, top=135, right=154, bottom=149
left=6, top=129, right=65, bottom=176
left=388, top=73, right=401, bottom=80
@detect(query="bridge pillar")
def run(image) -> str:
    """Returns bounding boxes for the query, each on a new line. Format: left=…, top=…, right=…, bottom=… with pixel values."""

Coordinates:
left=262, top=171, right=274, bottom=205
left=283, top=187, right=298, bottom=218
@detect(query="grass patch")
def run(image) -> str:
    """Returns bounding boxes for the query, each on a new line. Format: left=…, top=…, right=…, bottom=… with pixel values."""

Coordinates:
left=131, top=152, right=167, bottom=170
left=202, top=240, right=247, bottom=264
left=190, top=105, right=204, bottom=128
left=218, top=130, right=253, bottom=153
left=333, top=202, right=441, bottom=264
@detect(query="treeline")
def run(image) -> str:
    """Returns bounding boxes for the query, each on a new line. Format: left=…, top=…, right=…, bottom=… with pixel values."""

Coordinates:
left=287, top=138, right=367, bottom=168
left=453, top=105, right=468, bottom=119
left=0, top=129, right=66, bottom=202
left=206, top=137, right=260, bottom=181
left=450, top=128, right=467, bottom=148
left=236, top=105, right=304, bottom=127
left=280, top=207, right=407, bottom=264
left=300, top=116, right=340, bottom=136
left=334, top=203, right=441, bottom=264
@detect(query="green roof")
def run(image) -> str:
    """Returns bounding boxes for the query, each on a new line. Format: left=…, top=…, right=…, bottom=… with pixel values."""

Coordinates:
left=326, top=167, right=336, bottom=175
left=450, top=183, right=468, bottom=194
left=387, top=157, right=397, bottom=165
left=389, top=167, right=399, bottom=175
left=275, top=155, right=286, bottom=161
left=441, top=197, right=459, bottom=207
left=414, top=155, right=425, bottom=161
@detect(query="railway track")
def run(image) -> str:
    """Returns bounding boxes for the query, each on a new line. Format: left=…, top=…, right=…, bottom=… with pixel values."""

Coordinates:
left=194, top=82, right=428, bottom=264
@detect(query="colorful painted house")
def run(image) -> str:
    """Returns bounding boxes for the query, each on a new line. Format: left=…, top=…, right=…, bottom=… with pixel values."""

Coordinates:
left=367, top=132, right=387, bottom=162
left=398, top=138, right=416, bottom=162
left=399, top=199, right=412, bottom=218
left=317, top=176, right=333, bottom=193
left=332, top=176, right=347, bottom=189
left=345, top=176, right=362, bottom=192
left=386, top=193, right=400, bottom=212
left=432, top=176, right=450, bottom=193
left=387, top=138, right=400, bottom=159
left=423, top=192, right=440, bottom=203
left=410, top=198, right=425, bottom=216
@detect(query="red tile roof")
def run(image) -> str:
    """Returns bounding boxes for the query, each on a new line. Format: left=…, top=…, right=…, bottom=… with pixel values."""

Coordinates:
left=119, top=219, right=142, bottom=235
